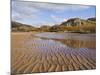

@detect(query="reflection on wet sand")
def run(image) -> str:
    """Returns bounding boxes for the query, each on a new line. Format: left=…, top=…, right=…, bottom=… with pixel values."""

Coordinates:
left=30, top=37, right=96, bottom=60
left=34, top=32, right=96, bottom=48
left=53, top=39, right=95, bottom=49
left=11, top=32, right=96, bottom=74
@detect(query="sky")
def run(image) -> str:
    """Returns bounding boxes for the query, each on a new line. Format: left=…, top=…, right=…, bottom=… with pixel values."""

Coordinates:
left=12, top=1, right=96, bottom=27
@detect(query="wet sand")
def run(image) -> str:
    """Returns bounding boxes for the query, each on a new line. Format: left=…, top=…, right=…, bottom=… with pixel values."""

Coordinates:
left=11, top=32, right=96, bottom=74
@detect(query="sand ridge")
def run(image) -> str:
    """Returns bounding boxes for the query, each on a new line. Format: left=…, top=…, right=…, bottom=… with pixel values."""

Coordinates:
left=11, top=32, right=96, bottom=74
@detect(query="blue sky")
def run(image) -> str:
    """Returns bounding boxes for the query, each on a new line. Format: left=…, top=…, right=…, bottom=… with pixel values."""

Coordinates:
left=12, top=1, right=96, bottom=27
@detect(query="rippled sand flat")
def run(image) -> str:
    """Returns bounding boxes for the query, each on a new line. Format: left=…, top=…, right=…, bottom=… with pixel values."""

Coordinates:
left=11, top=32, right=96, bottom=74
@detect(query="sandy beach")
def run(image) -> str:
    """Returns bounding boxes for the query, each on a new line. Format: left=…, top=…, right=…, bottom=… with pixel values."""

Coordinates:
left=11, top=32, right=96, bottom=74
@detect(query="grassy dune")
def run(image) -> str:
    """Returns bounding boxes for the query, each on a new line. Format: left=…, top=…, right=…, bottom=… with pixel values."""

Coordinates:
left=11, top=32, right=96, bottom=74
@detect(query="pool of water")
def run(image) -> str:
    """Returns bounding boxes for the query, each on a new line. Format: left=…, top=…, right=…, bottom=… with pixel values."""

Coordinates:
left=33, top=32, right=96, bottom=49
left=34, top=32, right=96, bottom=41
left=23, top=32, right=96, bottom=60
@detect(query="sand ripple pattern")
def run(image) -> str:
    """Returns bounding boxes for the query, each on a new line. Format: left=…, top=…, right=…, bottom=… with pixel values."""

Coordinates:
left=11, top=33, right=96, bottom=74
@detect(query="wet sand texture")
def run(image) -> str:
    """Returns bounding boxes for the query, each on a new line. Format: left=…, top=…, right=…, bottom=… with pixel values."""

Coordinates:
left=11, top=32, right=96, bottom=74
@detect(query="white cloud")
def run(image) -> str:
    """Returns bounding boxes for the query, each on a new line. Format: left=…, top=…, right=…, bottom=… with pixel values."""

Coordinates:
left=12, top=1, right=40, bottom=15
left=12, top=1, right=41, bottom=21
left=12, top=1, right=91, bottom=16
left=31, top=2, right=91, bottom=12
left=12, top=1, right=91, bottom=17
left=12, top=1, right=92, bottom=25
left=50, top=14, right=67, bottom=24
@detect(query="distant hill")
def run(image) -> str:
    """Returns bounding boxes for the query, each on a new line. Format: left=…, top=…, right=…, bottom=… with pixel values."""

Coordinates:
left=11, top=17, right=96, bottom=33
left=60, top=18, right=96, bottom=26
left=12, top=21, right=38, bottom=32
left=87, top=18, right=96, bottom=21
left=49, top=17, right=96, bottom=33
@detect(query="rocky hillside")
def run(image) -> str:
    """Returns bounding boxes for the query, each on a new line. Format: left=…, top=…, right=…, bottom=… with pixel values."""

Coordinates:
left=61, top=18, right=81, bottom=26
left=55, top=17, right=96, bottom=33
left=12, top=17, right=96, bottom=33
left=60, top=18, right=96, bottom=26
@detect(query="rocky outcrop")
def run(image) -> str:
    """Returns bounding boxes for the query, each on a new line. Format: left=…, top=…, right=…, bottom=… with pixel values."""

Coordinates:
left=61, top=18, right=81, bottom=26
left=60, top=17, right=96, bottom=27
